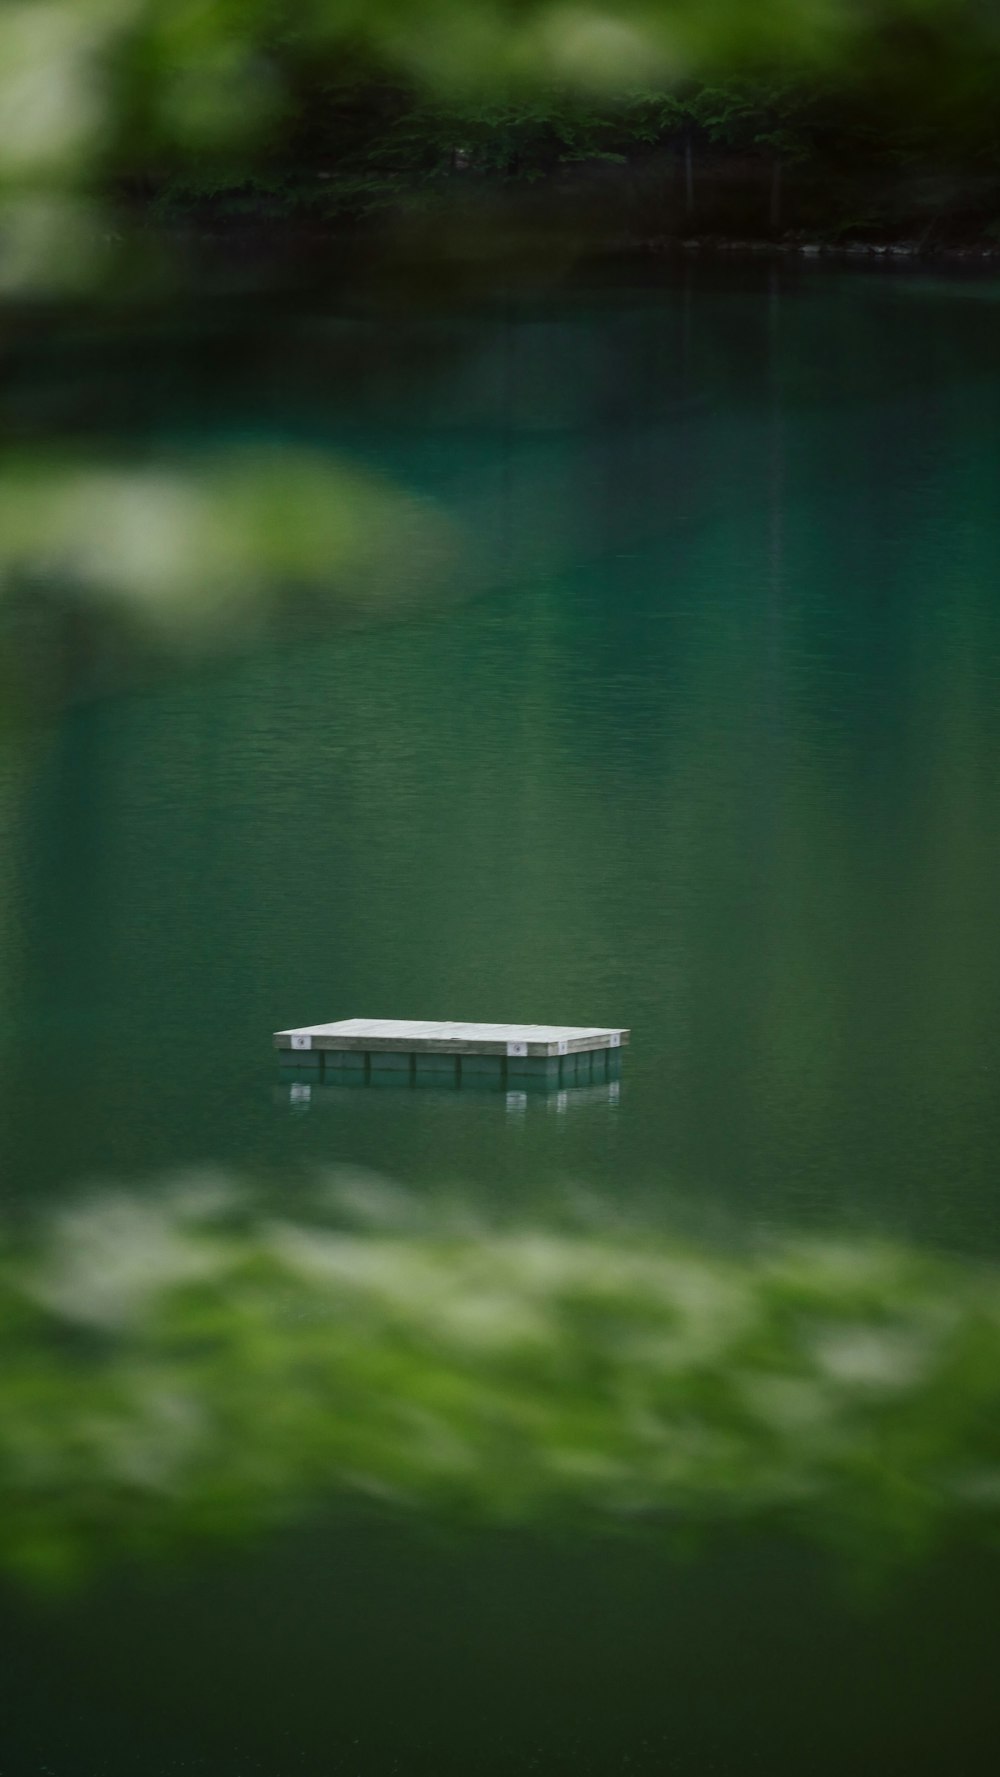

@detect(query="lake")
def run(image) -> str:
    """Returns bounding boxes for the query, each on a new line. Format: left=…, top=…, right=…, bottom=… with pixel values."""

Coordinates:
left=3, top=258, right=1000, bottom=1773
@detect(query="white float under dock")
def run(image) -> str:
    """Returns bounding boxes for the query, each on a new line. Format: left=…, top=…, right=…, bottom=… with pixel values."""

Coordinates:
left=274, top=1019, right=629, bottom=1086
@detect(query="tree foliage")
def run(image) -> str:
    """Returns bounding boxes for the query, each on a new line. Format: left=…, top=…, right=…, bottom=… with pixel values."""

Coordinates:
left=5, top=1175, right=1000, bottom=1591
left=3, top=2, right=1000, bottom=202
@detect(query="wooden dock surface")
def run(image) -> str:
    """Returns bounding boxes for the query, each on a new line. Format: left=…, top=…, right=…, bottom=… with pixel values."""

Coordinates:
left=273, top=1018, right=629, bottom=1058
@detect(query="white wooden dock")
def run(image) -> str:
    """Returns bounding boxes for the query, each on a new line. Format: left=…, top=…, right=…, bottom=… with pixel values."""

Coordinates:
left=273, top=1018, right=629, bottom=1084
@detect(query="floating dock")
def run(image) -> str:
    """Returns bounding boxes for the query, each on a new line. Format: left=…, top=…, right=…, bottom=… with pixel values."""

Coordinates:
left=273, top=1019, right=629, bottom=1087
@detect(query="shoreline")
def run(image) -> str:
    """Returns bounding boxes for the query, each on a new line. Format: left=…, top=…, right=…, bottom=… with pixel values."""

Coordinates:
left=169, top=220, right=1000, bottom=270
left=634, top=234, right=1000, bottom=264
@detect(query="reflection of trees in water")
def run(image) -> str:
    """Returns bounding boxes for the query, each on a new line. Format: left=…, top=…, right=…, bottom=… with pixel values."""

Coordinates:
left=4, top=1170, right=1000, bottom=1591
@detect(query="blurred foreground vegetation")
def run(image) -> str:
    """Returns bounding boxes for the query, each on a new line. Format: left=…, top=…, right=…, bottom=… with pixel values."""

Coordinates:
left=4, top=1173, right=1000, bottom=1593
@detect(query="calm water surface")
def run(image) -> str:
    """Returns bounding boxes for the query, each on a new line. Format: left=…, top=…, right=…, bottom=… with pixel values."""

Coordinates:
left=3, top=263, right=1000, bottom=1772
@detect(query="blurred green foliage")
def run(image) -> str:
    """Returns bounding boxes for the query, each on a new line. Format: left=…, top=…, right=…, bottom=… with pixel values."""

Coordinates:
left=3, top=3, right=1000, bottom=223
left=4, top=1174, right=1000, bottom=1591
left=0, top=447, right=458, bottom=639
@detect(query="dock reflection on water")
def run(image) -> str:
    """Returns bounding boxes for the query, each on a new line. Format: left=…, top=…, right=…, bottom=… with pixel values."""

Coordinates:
left=276, top=1073, right=622, bottom=1114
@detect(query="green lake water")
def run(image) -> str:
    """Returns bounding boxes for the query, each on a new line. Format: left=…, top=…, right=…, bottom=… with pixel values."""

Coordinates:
left=3, top=262, right=1000, bottom=1772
